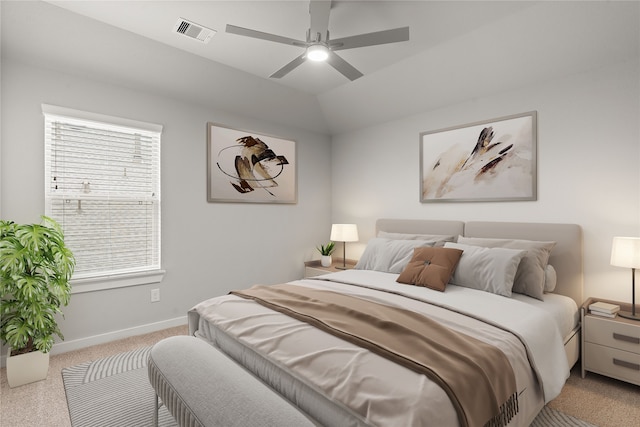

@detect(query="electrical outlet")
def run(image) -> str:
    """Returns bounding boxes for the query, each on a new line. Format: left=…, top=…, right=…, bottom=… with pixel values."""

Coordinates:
left=151, top=288, right=160, bottom=303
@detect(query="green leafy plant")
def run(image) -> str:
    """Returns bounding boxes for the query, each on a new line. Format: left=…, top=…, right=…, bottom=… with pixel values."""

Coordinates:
left=0, top=216, right=75, bottom=356
left=316, top=241, right=335, bottom=256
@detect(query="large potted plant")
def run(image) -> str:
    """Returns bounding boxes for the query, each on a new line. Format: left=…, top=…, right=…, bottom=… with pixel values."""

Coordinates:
left=0, top=216, right=75, bottom=387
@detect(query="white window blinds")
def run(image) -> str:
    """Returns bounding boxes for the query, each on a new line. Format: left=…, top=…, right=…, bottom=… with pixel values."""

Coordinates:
left=43, top=105, right=162, bottom=281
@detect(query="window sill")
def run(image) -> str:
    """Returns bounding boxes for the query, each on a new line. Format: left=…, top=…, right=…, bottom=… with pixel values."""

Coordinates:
left=70, top=270, right=166, bottom=294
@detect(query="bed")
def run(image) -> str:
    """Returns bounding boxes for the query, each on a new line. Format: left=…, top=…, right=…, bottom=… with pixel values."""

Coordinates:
left=188, top=219, right=583, bottom=427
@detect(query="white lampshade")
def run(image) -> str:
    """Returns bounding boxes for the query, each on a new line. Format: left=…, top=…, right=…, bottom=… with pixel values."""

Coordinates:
left=330, top=224, right=358, bottom=242
left=306, top=44, right=329, bottom=62
left=611, top=237, right=640, bottom=268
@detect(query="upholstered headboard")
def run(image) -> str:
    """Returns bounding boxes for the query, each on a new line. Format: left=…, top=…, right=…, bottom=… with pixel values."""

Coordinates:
left=375, top=219, right=465, bottom=238
left=375, top=219, right=583, bottom=306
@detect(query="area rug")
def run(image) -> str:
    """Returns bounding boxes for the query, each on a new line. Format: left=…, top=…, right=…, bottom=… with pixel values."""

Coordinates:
left=531, top=407, right=597, bottom=427
left=62, top=346, right=597, bottom=427
left=62, top=347, right=176, bottom=427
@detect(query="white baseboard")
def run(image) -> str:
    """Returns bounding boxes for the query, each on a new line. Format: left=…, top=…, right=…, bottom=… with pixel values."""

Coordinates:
left=0, top=316, right=187, bottom=368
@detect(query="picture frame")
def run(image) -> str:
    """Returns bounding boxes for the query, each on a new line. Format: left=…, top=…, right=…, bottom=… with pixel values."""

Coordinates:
left=207, top=123, right=297, bottom=203
left=420, top=111, right=537, bottom=203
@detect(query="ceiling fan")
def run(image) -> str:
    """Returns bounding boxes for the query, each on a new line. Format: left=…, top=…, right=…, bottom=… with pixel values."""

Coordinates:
left=226, top=0, right=410, bottom=81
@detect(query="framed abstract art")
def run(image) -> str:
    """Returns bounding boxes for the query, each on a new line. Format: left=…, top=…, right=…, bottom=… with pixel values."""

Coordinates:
left=420, top=111, right=537, bottom=203
left=207, top=123, right=297, bottom=203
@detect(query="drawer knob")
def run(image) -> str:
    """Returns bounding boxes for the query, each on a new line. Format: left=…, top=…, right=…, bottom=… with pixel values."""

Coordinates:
left=613, top=332, right=640, bottom=344
left=613, top=358, right=640, bottom=371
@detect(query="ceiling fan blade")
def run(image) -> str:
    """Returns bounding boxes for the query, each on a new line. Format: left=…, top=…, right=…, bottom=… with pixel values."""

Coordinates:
left=309, top=1, right=331, bottom=40
left=330, top=26, right=410, bottom=51
left=326, top=51, right=363, bottom=81
left=270, top=53, right=307, bottom=79
left=226, top=24, right=306, bottom=47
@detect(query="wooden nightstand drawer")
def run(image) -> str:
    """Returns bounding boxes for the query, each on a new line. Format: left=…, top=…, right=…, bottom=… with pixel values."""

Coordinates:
left=585, top=315, right=640, bottom=355
left=303, top=259, right=357, bottom=279
left=584, top=342, right=640, bottom=385
left=305, top=266, right=331, bottom=278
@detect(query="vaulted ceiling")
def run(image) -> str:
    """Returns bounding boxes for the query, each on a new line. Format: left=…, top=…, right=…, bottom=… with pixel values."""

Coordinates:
left=3, top=1, right=638, bottom=135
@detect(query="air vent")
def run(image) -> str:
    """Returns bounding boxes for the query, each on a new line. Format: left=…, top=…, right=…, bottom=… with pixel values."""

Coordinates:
left=173, top=18, right=216, bottom=44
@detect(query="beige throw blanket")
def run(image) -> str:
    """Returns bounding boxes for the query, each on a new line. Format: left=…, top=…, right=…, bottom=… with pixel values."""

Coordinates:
left=232, top=284, right=518, bottom=427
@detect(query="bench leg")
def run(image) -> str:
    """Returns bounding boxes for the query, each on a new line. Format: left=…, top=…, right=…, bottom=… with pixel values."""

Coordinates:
left=154, top=393, right=159, bottom=427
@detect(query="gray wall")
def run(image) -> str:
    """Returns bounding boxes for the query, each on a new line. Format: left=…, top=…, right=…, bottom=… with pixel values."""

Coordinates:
left=1, top=59, right=332, bottom=353
left=331, top=58, right=640, bottom=303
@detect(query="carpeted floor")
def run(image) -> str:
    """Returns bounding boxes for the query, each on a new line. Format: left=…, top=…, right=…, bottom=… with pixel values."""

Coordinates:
left=547, top=364, right=640, bottom=427
left=1, top=325, right=638, bottom=427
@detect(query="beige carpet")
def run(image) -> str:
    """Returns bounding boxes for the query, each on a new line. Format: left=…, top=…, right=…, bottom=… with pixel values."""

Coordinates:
left=1, top=325, right=638, bottom=427
left=548, top=365, right=640, bottom=427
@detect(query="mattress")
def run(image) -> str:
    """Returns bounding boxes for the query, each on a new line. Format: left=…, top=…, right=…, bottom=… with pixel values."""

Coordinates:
left=189, top=270, right=575, bottom=427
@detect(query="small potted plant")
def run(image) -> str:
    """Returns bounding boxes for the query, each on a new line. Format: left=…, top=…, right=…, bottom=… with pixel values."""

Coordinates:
left=316, top=242, right=335, bottom=267
left=0, top=216, right=75, bottom=387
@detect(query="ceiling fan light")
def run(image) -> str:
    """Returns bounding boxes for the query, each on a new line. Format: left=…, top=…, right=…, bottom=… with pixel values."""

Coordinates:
left=306, top=44, right=329, bottom=62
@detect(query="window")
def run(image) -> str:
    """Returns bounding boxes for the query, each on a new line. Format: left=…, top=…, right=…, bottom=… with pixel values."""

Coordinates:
left=43, top=105, right=163, bottom=292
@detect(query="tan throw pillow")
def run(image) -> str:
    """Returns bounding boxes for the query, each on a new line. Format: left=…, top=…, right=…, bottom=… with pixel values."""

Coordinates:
left=396, top=247, right=464, bottom=292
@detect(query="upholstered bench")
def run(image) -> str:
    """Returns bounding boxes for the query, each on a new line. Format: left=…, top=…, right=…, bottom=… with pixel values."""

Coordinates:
left=148, top=335, right=316, bottom=427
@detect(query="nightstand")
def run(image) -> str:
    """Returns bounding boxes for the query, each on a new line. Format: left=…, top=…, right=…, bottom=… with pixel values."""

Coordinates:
left=304, top=258, right=357, bottom=278
left=581, top=297, right=640, bottom=386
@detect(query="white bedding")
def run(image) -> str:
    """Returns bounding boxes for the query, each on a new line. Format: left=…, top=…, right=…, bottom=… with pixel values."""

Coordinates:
left=316, top=270, right=571, bottom=401
left=189, top=270, right=574, bottom=427
left=511, top=291, right=579, bottom=342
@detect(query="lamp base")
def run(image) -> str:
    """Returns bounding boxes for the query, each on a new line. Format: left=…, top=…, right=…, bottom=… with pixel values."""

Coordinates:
left=618, top=310, right=640, bottom=321
left=335, top=266, right=349, bottom=270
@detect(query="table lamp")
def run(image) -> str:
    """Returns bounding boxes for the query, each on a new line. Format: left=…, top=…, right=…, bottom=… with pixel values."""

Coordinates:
left=610, top=236, right=640, bottom=321
left=330, top=224, right=358, bottom=270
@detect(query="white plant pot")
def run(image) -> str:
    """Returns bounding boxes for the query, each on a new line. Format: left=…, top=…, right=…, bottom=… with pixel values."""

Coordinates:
left=6, top=347, right=50, bottom=388
left=321, top=255, right=332, bottom=267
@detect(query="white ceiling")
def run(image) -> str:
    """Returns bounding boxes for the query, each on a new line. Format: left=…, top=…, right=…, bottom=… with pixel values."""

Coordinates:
left=43, top=0, right=534, bottom=96
left=3, top=1, right=639, bottom=135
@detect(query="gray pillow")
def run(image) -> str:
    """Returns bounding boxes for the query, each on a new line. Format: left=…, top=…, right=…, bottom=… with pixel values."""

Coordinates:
left=355, top=238, right=436, bottom=274
left=456, top=236, right=556, bottom=300
left=445, top=242, right=527, bottom=297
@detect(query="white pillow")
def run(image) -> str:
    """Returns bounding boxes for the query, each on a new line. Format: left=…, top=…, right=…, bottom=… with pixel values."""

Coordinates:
left=456, top=236, right=556, bottom=300
left=377, top=231, right=456, bottom=247
left=355, top=238, right=436, bottom=274
left=444, top=242, right=527, bottom=297
left=544, top=265, right=557, bottom=292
